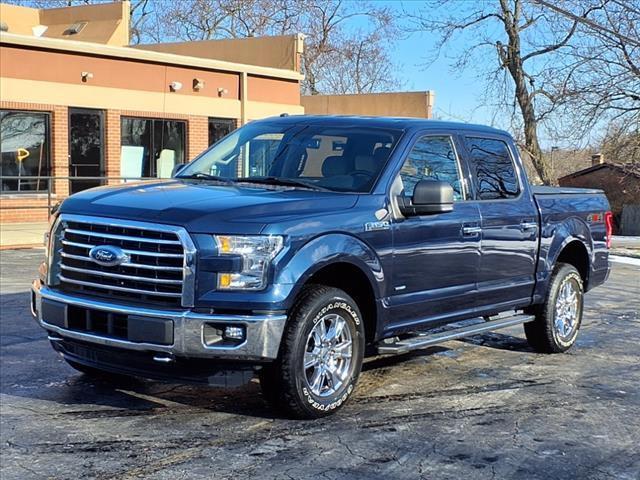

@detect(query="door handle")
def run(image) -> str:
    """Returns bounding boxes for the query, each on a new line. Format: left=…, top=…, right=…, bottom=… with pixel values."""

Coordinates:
left=462, top=226, right=482, bottom=236
left=520, top=222, right=538, bottom=231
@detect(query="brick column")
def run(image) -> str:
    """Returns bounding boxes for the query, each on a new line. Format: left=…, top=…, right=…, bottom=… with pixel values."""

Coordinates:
left=187, top=115, right=209, bottom=161
left=51, top=105, right=69, bottom=197
left=105, top=109, right=121, bottom=184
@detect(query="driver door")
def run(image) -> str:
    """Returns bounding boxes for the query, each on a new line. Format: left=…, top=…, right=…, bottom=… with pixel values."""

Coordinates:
left=387, top=133, right=481, bottom=331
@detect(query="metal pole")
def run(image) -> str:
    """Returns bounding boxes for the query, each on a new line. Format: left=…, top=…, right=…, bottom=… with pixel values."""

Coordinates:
left=47, top=177, right=52, bottom=220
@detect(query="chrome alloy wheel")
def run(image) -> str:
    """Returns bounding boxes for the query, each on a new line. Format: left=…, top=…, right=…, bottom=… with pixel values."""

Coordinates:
left=554, top=278, right=580, bottom=340
left=304, top=313, right=353, bottom=397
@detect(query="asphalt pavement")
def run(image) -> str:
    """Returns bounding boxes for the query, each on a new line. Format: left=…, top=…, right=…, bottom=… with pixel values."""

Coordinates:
left=1, top=249, right=639, bottom=479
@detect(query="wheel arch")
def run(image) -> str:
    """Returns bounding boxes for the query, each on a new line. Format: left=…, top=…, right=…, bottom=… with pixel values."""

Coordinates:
left=534, top=214, right=595, bottom=302
left=303, top=262, right=378, bottom=344
left=555, top=240, right=590, bottom=287
left=276, top=233, right=384, bottom=344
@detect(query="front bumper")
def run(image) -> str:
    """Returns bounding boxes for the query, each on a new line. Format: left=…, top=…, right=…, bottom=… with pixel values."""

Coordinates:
left=31, top=280, right=287, bottom=361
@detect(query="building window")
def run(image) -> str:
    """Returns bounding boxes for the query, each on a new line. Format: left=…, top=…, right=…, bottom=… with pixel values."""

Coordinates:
left=208, top=118, right=236, bottom=146
left=0, top=110, right=50, bottom=193
left=120, top=117, right=186, bottom=179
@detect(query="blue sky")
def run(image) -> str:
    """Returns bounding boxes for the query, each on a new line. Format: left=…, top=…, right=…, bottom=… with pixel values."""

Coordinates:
left=385, top=2, right=501, bottom=128
left=393, top=31, right=494, bottom=125
left=379, top=2, right=603, bottom=149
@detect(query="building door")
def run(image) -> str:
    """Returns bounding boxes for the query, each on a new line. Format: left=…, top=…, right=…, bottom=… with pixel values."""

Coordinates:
left=68, top=108, right=104, bottom=194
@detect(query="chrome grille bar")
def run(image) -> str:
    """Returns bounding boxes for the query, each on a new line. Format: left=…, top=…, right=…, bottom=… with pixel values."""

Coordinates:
left=60, top=252, right=183, bottom=271
left=64, top=228, right=182, bottom=245
left=61, top=239, right=184, bottom=258
left=58, top=275, right=183, bottom=297
left=60, top=264, right=183, bottom=284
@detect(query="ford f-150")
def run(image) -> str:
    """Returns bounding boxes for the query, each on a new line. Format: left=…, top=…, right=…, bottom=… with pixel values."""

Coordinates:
left=31, top=116, right=612, bottom=418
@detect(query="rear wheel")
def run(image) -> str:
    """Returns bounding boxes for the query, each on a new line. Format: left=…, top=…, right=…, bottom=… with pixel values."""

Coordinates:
left=259, top=285, right=364, bottom=418
left=524, top=263, right=584, bottom=353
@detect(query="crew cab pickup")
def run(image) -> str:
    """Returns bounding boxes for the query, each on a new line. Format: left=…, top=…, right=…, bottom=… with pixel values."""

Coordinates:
left=32, top=116, right=612, bottom=418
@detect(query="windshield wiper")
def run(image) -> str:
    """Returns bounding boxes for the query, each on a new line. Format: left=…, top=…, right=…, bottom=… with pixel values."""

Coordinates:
left=236, top=176, right=329, bottom=191
left=178, top=172, right=234, bottom=183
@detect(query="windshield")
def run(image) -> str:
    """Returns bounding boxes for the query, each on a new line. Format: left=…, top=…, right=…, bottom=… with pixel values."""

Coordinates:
left=177, top=122, right=401, bottom=193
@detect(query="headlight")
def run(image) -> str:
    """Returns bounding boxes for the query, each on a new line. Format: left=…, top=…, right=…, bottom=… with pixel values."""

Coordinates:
left=214, top=235, right=284, bottom=290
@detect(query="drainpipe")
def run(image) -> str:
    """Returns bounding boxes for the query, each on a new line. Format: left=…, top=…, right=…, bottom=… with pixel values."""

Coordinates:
left=240, top=71, right=248, bottom=126
left=426, top=90, right=436, bottom=119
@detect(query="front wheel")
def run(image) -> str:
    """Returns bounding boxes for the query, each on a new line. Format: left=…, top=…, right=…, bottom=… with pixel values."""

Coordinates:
left=524, top=263, right=584, bottom=353
left=259, top=285, right=365, bottom=418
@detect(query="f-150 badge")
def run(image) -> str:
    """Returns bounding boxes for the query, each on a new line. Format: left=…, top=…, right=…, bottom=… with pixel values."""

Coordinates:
left=365, top=221, right=390, bottom=232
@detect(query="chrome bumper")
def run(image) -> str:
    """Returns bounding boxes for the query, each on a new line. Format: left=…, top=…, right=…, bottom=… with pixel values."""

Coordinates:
left=31, top=280, right=286, bottom=361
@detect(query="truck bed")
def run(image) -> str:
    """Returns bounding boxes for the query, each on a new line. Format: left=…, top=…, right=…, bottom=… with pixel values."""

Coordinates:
left=531, top=185, right=604, bottom=196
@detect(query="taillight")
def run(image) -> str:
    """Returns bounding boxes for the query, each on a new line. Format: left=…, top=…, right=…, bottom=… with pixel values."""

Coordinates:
left=604, top=211, right=613, bottom=249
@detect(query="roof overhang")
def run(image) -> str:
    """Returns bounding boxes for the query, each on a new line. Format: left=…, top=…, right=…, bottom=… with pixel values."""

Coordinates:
left=0, top=32, right=303, bottom=81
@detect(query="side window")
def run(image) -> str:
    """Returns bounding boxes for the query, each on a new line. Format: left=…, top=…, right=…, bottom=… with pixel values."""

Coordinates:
left=465, top=137, right=520, bottom=200
left=400, top=135, right=464, bottom=201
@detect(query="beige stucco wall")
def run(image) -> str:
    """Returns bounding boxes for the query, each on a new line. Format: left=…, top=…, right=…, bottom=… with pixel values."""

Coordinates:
left=134, top=34, right=304, bottom=72
left=0, top=1, right=129, bottom=46
left=301, top=91, right=436, bottom=118
left=0, top=4, right=41, bottom=36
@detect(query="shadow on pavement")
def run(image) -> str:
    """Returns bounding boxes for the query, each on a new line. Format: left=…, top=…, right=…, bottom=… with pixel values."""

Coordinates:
left=1, top=288, right=532, bottom=421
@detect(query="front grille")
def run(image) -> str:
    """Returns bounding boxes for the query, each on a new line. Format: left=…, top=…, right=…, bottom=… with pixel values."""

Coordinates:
left=55, top=217, right=188, bottom=307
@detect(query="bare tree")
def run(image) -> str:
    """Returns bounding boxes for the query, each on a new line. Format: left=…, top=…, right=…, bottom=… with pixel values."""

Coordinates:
left=601, top=123, right=640, bottom=166
left=407, top=0, right=606, bottom=184
left=544, top=0, right=640, bottom=148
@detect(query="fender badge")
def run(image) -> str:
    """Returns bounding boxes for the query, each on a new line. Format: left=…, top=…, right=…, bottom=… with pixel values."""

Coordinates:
left=365, top=221, right=390, bottom=232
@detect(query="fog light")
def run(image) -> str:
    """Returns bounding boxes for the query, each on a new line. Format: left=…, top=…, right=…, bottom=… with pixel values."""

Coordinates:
left=223, top=326, right=245, bottom=341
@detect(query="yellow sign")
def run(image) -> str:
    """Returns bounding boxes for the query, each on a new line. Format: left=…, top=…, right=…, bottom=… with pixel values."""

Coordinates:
left=17, top=148, right=30, bottom=162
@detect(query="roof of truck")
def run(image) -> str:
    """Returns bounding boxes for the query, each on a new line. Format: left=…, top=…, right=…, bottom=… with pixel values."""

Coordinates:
left=261, top=114, right=512, bottom=137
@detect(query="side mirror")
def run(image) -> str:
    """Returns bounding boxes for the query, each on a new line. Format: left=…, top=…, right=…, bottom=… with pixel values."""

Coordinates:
left=399, top=179, right=454, bottom=216
left=172, top=163, right=187, bottom=177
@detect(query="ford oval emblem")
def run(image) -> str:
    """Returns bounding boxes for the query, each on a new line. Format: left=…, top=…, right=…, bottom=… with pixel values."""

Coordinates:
left=89, top=245, right=127, bottom=267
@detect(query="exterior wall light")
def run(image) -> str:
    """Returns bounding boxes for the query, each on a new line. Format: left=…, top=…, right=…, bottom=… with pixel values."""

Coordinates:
left=169, top=81, right=183, bottom=92
left=193, top=78, right=205, bottom=91
left=32, top=25, right=48, bottom=37
left=218, top=87, right=228, bottom=97
left=81, top=71, right=94, bottom=82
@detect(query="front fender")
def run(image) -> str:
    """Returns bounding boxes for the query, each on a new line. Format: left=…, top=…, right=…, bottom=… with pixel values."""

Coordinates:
left=275, top=233, right=385, bottom=308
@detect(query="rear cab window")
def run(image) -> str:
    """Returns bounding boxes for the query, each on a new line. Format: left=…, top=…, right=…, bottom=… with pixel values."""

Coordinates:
left=464, top=137, right=520, bottom=200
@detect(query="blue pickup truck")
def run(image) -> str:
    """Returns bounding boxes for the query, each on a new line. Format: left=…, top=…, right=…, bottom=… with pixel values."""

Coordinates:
left=32, top=116, right=612, bottom=418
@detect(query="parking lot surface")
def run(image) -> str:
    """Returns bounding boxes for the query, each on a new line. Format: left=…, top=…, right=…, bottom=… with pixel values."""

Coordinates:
left=1, top=249, right=639, bottom=479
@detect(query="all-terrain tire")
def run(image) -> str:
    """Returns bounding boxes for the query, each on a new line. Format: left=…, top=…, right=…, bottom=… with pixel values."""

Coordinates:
left=259, top=285, right=365, bottom=419
left=524, top=262, right=584, bottom=353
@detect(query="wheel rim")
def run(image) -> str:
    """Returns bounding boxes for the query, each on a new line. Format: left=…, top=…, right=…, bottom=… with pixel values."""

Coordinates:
left=554, top=278, right=580, bottom=341
left=303, top=313, right=353, bottom=398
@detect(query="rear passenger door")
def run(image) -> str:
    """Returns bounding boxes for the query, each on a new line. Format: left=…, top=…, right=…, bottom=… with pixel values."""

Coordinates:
left=462, top=135, right=538, bottom=310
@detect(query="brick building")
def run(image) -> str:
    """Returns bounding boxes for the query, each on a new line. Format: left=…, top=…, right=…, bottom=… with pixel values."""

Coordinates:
left=558, top=155, right=640, bottom=235
left=0, top=1, right=304, bottom=223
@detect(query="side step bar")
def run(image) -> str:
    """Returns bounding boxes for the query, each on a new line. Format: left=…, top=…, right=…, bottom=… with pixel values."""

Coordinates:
left=376, top=313, right=534, bottom=355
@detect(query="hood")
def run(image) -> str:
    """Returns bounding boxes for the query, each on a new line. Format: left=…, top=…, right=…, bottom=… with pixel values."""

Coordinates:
left=60, top=180, right=359, bottom=233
